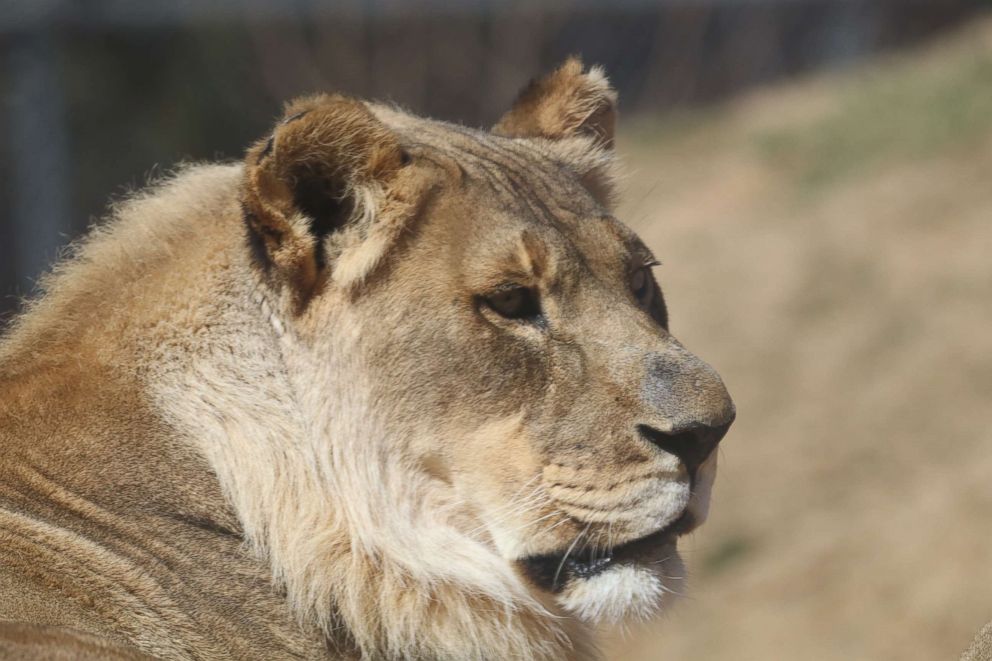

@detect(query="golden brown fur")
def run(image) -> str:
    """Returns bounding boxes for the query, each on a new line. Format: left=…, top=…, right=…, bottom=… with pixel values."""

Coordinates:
left=0, top=59, right=734, bottom=659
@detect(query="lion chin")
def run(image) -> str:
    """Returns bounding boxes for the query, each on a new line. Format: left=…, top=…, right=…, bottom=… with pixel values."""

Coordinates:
left=519, top=528, right=685, bottom=624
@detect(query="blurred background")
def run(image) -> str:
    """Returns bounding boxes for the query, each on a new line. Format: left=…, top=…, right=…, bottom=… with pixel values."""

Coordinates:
left=2, top=1, right=991, bottom=658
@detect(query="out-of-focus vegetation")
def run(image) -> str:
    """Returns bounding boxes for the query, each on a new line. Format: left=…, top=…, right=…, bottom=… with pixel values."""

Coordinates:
left=756, top=35, right=992, bottom=188
left=610, top=16, right=992, bottom=660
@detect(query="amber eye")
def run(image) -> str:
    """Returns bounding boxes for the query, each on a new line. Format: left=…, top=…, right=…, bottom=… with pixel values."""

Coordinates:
left=631, top=268, right=653, bottom=305
left=482, top=286, right=542, bottom=321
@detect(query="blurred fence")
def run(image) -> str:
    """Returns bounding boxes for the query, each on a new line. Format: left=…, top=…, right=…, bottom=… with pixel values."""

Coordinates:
left=0, top=0, right=985, bottom=321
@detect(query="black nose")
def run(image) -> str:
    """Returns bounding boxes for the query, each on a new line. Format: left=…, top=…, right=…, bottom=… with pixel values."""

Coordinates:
left=638, top=422, right=732, bottom=478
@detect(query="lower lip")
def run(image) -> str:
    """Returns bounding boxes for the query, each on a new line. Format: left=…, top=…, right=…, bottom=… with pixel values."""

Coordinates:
left=519, top=530, right=677, bottom=592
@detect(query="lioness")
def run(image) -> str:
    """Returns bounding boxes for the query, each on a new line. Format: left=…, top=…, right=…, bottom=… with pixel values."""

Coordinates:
left=0, top=59, right=734, bottom=660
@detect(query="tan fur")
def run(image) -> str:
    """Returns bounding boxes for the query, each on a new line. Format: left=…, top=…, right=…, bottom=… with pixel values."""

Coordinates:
left=0, top=622, right=157, bottom=660
left=493, top=57, right=617, bottom=148
left=0, top=60, right=733, bottom=660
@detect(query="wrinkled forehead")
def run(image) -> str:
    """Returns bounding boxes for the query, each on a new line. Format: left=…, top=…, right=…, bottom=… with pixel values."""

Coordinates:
left=372, top=104, right=644, bottom=274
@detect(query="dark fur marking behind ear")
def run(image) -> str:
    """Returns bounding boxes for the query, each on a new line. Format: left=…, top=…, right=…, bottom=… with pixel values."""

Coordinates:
left=257, top=136, right=274, bottom=163
left=282, top=110, right=310, bottom=125
left=243, top=206, right=273, bottom=272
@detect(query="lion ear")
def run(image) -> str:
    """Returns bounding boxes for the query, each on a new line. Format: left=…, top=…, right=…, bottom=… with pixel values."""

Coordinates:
left=492, top=56, right=617, bottom=149
left=241, top=94, right=407, bottom=306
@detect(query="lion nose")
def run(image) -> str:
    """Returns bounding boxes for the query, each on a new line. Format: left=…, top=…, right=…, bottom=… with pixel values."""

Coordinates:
left=637, top=421, right=732, bottom=479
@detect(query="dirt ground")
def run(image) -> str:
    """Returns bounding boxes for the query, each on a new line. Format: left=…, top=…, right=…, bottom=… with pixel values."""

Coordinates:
left=607, top=16, right=992, bottom=661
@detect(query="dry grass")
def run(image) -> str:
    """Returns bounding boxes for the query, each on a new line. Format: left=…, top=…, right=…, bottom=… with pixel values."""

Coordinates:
left=608, top=16, right=992, bottom=661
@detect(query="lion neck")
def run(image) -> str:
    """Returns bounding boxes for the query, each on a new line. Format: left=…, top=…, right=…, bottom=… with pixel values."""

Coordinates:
left=150, top=283, right=596, bottom=659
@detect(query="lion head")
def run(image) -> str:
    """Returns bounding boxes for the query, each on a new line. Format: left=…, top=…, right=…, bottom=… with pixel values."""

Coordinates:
left=217, top=58, right=735, bottom=657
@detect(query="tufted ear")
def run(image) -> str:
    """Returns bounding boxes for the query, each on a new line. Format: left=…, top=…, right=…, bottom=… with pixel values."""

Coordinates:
left=493, top=58, right=620, bottom=208
left=241, top=94, right=409, bottom=307
left=493, top=57, right=617, bottom=149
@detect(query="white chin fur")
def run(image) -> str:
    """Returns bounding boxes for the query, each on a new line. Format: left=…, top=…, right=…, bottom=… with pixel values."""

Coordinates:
left=554, top=555, right=685, bottom=624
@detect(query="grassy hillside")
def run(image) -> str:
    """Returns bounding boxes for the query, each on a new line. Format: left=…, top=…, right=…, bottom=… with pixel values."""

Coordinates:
left=610, top=16, right=992, bottom=661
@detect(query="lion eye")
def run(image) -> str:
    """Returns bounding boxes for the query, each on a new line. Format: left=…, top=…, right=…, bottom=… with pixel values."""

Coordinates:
left=631, top=268, right=652, bottom=305
left=483, top=286, right=541, bottom=321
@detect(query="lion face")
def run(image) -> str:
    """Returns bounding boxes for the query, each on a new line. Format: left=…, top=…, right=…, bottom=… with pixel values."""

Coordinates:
left=351, top=131, right=734, bottom=623
left=241, top=59, right=733, bottom=628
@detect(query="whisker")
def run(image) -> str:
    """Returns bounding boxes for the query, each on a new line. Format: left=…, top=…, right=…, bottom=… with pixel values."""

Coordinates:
left=465, top=482, right=549, bottom=537
left=552, top=523, right=590, bottom=589
left=537, top=516, right=571, bottom=538
left=501, top=509, right=560, bottom=538
left=505, top=474, right=541, bottom=503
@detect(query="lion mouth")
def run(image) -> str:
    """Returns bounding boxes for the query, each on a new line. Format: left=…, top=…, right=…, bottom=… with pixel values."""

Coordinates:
left=518, top=512, right=691, bottom=593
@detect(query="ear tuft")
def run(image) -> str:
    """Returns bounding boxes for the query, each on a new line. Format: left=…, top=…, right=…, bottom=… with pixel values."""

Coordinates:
left=241, top=94, right=406, bottom=305
left=493, top=56, right=617, bottom=148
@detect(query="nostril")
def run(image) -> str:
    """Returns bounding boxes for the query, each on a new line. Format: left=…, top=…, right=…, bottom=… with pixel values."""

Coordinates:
left=637, top=422, right=731, bottom=477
